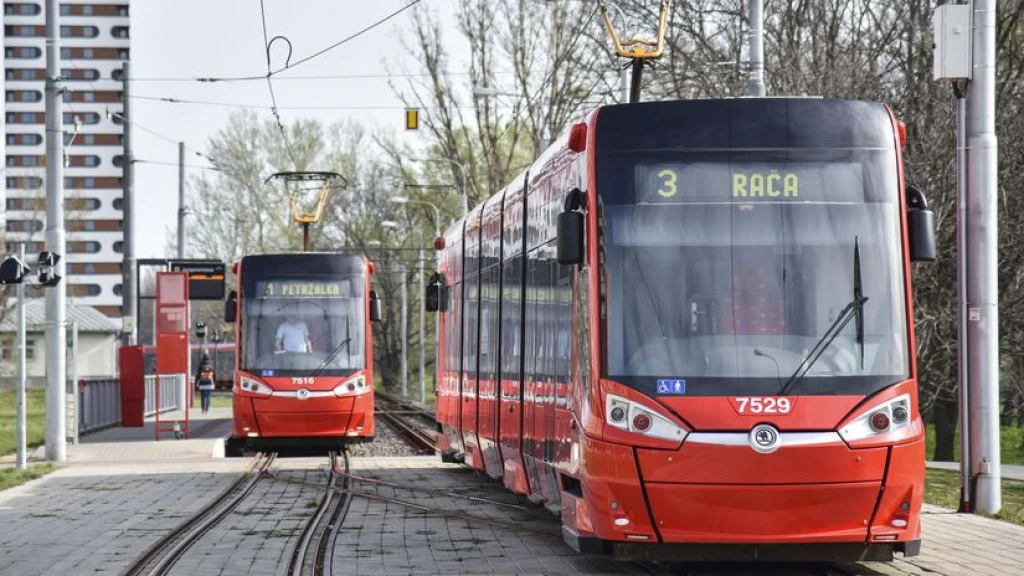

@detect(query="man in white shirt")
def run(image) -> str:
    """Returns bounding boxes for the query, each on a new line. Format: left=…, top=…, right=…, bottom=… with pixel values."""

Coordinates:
left=275, top=315, right=311, bottom=353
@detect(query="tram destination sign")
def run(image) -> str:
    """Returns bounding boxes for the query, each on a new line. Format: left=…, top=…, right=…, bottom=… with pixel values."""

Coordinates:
left=169, top=260, right=226, bottom=300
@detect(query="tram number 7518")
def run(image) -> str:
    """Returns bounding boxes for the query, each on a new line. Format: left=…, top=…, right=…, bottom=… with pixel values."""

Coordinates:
left=734, top=397, right=792, bottom=414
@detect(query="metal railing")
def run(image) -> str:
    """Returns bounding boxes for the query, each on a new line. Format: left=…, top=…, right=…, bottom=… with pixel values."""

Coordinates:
left=76, top=378, right=121, bottom=436
left=144, top=374, right=186, bottom=417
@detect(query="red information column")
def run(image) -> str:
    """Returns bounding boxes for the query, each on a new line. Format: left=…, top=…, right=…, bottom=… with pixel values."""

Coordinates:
left=155, top=271, right=190, bottom=440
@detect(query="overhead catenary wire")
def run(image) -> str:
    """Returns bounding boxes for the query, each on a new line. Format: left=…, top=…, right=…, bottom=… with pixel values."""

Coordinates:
left=127, top=94, right=517, bottom=111
left=259, top=0, right=300, bottom=168
left=195, top=0, right=424, bottom=84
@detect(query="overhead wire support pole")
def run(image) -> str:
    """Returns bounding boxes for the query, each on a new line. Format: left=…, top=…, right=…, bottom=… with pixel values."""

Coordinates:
left=122, top=61, right=138, bottom=345
left=177, top=142, right=186, bottom=258
left=16, top=244, right=27, bottom=470
left=746, top=0, right=765, bottom=97
left=966, top=0, right=1000, bottom=515
left=401, top=266, right=408, bottom=398
left=954, top=80, right=971, bottom=512
left=44, top=0, right=68, bottom=462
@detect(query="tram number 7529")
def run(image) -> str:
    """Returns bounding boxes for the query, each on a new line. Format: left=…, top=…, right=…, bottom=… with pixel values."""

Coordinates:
left=734, top=397, right=792, bottom=414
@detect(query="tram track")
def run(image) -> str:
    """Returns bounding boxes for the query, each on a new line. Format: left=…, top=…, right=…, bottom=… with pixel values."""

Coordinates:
left=375, top=390, right=438, bottom=454
left=287, top=451, right=353, bottom=576
left=122, top=451, right=277, bottom=576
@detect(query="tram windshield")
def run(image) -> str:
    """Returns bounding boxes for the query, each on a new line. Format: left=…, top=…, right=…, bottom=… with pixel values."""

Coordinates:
left=241, top=277, right=366, bottom=377
left=599, top=149, right=909, bottom=396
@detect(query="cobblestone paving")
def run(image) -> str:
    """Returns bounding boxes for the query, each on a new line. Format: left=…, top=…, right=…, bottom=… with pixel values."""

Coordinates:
left=0, top=462, right=245, bottom=575
left=168, top=463, right=329, bottom=576
left=334, top=457, right=649, bottom=575
left=892, top=505, right=1024, bottom=576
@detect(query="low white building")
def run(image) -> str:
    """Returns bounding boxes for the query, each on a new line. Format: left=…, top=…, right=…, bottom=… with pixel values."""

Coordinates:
left=0, top=299, right=121, bottom=389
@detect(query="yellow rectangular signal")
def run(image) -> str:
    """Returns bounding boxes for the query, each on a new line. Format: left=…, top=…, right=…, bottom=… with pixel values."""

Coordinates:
left=405, top=108, right=419, bottom=130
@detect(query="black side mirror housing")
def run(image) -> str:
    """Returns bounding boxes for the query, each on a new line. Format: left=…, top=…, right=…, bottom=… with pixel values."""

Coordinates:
left=369, top=290, right=382, bottom=322
left=224, top=290, right=237, bottom=323
left=906, top=184, right=936, bottom=262
left=425, top=273, right=445, bottom=312
left=557, top=188, right=585, bottom=265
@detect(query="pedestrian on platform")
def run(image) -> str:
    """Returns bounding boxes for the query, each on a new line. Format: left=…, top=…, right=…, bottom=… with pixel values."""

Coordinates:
left=195, top=355, right=216, bottom=414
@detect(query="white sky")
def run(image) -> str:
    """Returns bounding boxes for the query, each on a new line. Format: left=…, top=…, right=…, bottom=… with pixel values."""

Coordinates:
left=132, top=0, right=459, bottom=258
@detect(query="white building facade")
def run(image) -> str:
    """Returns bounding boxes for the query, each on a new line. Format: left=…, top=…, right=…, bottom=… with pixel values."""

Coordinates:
left=3, top=0, right=129, bottom=317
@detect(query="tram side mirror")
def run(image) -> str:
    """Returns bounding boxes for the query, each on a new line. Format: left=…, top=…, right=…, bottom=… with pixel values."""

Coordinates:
left=369, top=290, right=382, bottom=322
left=557, top=188, right=585, bottom=265
left=906, top=184, right=936, bottom=262
left=425, top=273, right=446, bottom=313
left=224, top=290, right=237, bottom=323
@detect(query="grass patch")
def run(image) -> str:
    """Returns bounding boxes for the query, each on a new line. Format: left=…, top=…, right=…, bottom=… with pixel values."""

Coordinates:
left=925, top=424, right=1024, bottom=465
left=0, top=389, right=46, bottom=457
left=925, top=468, right=1024, bottom=526
left=209, top=394, right=234, bottom=409
left=0, top=463, right=56, bottom=491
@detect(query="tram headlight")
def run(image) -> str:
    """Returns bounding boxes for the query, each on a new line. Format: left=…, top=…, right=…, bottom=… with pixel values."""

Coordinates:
left=239, top=376, right=273, bottom=397
left=839, top=394, right=912, bottom=442
left=605, top=393, right=687, bottom=442
left=333, top=375, right=368, bottom=397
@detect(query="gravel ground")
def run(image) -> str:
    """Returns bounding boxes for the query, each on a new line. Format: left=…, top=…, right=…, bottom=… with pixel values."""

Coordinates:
left=347, top=418, right=420, bottom=457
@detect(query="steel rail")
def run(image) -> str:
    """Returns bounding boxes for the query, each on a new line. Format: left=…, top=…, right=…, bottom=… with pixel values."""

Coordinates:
left=122, top=452, right=276, bottom=576
left=287, top=451, right=353, bottom=576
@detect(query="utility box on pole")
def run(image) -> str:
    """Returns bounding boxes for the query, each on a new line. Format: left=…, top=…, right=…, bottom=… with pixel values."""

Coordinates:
left=933, top=4, right=971, bottom=81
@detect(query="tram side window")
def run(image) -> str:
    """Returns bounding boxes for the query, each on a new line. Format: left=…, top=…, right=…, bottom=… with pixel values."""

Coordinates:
left=555, top=259, right=573, bottom=385
left=463, top=274, right=480, bottom=379
left=500, top=254, right=523, bottom=383
left=478, top=264, right=498, bottom=380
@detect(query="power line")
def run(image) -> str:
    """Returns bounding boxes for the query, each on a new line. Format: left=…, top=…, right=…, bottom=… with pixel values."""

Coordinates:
left=195, top=0, right=424, bottom=84
left=134, top=159, right=222, bottom=171
left=130, top=72, right=476, bottom=83
left=260, top=0, right=299, bottom=168
left=128, top=94, right=514, bottom=111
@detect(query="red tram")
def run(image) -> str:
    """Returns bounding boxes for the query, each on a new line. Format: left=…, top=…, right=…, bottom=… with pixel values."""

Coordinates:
left=225, top=253, right=381, bottom=455
left=431, top=98, right=936, bottom=561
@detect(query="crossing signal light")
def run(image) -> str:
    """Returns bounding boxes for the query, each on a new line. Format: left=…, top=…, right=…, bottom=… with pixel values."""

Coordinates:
left=0, top=256, right=30, bottom=284
left=36, top=251, right=62, bottom=287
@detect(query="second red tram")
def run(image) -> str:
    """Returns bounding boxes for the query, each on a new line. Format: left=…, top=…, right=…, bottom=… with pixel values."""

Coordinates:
left=431, top=98, right=936, bottom=561
left=225, top=253, right=381, bottom=455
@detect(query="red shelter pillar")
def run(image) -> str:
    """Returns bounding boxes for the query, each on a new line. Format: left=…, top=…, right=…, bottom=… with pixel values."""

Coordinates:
left=119, top=345, right=144, bottom=427
left=155, top=271, right=190, bottom=439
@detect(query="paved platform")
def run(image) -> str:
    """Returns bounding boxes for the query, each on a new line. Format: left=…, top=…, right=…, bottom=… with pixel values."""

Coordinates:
left=0, top=416, right=1022, bottom=575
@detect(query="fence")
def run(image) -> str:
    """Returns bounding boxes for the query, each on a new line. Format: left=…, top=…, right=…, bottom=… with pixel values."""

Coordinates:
left=73, top=374, right=185, bottom=437
left=143, top=374, right=186, bottom=417
left=76, top=378, right=121, bottom=436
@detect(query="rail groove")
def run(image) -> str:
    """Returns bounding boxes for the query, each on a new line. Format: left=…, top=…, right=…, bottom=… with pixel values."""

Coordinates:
left=122, top=452, right=277, bottom=576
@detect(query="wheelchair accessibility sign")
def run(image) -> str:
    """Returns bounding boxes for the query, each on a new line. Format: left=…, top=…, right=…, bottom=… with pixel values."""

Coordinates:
left=657, top=379, right=686, bottom=395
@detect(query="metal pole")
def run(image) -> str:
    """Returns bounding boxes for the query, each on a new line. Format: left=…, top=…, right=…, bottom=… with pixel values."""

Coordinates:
left=177, top=142, right=185, bottom=259
left=44, top=0, right=67, bottom=462
left=418, top=247, right=425, bottom=403
left=401, top=267, right=408, bottom=397
left=70, top=320, right=79, bottom=445
left=966, top=0, right=1000, bottom=515
left=746, top=0, right=766, bottom=97
left=16, top=244, right=27, bottom=470
left=956, top=88, right=971, bottom=512
left=629, top=59, right=643, bottom=103
left=620, top=65, right=629, bottom=103
left=121, top=61, right=137, bottom=345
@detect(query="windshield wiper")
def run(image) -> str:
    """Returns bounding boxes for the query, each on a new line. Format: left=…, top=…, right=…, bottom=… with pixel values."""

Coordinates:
left=778, top=238, right=867, bottom=395
left=309, top=338, right=351, bottom=378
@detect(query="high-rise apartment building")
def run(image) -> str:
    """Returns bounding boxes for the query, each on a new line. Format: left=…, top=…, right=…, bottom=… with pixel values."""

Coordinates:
left=3, top=0, right=129, bottom=317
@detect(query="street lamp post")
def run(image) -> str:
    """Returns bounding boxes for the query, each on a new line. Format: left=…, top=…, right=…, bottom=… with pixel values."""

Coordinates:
left=388, top=197, right=440, bottom=405
left=381, top=221, right=408, bottom=398
left=409, top=158, right=470, bottom=218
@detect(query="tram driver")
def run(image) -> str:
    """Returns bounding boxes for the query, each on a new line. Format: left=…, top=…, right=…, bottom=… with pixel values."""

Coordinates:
left=275, top=314, right=312, bottom=353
